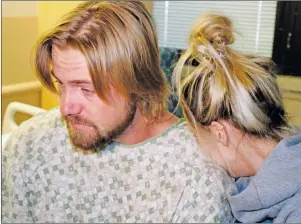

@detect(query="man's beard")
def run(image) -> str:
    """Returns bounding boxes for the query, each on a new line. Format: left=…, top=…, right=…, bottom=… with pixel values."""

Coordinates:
left=63, top=102, right=136, bottom=151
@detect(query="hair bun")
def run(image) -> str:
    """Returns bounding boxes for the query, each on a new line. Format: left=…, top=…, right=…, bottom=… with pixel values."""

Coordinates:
left=191, top=12, right=235, bottom=49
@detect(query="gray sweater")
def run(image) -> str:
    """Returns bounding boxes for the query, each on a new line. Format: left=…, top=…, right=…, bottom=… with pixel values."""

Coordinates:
left=227, top=134, right=301, bottom=223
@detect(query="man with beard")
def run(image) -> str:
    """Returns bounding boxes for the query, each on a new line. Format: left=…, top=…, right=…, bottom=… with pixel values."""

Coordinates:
left=2, top=1, right=233, bottom=223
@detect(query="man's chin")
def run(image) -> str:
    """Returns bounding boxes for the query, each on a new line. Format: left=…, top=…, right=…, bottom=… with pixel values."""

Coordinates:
left=68, top=129, right=105, bottom=151
left=70, top=136, right=109, bottom=151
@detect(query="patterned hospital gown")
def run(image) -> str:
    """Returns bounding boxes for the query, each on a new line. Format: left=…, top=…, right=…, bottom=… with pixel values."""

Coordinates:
left=2, top=108, right=234, bottom=223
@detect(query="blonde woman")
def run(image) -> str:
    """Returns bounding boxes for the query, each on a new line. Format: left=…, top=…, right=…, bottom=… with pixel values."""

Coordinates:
left=173, top=12, right=301, bottom=223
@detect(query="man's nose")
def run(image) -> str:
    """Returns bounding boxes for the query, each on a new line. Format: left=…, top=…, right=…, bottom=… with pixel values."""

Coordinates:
left=59, top=90, right=82, bottom=116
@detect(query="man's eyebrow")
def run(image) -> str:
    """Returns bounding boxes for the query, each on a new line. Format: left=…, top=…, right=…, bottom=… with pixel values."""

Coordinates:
left=51, top=72, right=93, bottom=85
left=69, top=80, right=93, bottom=85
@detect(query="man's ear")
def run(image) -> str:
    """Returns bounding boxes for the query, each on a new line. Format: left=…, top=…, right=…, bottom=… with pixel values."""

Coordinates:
left=209, top=121, right=229, bottom=146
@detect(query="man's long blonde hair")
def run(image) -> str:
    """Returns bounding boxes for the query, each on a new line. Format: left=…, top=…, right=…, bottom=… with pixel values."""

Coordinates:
left=35, top=1, right=169, bottom=122
left=173, top=12, right=291, bottom=140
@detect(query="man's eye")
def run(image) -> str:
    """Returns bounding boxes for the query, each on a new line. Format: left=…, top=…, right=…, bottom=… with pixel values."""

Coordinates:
left=82, top=88, right=91, bottom=92
left=80, top=88, right=94, bottom=95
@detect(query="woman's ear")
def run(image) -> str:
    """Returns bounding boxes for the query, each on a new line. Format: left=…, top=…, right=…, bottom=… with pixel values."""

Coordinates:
left=209, top=121, right=229, bottom=146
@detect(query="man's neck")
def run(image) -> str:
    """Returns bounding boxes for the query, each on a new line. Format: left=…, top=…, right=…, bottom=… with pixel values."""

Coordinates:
left=114, top=108, right=179, bottom=145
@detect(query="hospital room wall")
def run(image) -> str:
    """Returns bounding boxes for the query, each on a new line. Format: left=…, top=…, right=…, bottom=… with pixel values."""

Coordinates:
left=2, top=1, right=41, bottom=125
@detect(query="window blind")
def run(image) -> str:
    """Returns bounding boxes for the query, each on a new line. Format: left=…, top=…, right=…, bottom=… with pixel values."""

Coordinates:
left=153, top=1, right=277, bottom=57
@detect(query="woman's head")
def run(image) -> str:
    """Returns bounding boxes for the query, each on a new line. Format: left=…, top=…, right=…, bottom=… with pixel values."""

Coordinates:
left=173, top=12, right=292, bottom=176
left=173, top=12, right=290, bottom=141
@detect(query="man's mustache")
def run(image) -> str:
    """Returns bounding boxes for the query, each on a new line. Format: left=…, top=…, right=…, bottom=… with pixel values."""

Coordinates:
left=63, top=116, right=95, bottom=127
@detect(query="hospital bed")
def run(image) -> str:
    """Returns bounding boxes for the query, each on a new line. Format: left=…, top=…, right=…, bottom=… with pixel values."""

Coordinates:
left=2, top=102, right=46, bottom=148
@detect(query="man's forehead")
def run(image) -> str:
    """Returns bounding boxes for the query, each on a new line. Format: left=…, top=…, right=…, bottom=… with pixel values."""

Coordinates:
left=52, top=45, right=87, bottom=68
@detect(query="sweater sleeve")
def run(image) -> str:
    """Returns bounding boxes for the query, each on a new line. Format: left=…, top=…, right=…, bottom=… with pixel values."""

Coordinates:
left=286, top=208, right=301, bottom=223
left=276, top=191, right=301, bottom=223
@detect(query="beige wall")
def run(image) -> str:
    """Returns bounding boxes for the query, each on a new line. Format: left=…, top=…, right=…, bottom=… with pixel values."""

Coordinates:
left=2, top=17, right=38, bottom=85
left=2, top=1, right=37, bottom=17
left=2, top=1, right=41, bottom=126
left=2, top=1, right=38, bottom=86
left=277, top=76, right=301, bottom=126
left=143, top=1, right=153, bottom=14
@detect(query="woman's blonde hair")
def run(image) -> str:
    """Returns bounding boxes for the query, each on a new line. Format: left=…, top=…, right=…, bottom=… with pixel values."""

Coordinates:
left=173, top=12, right=291, bottom=140
left=35, top=1, right=169, bottom=122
